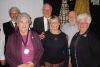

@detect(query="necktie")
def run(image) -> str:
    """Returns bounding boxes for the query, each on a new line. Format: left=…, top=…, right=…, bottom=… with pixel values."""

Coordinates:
left=47, top=18, right=50, bottom=30
left=15, top=23, right=18, bottom=31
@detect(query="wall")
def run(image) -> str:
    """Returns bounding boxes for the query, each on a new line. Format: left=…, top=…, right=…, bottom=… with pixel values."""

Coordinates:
left=0, top=0, right=43, bottom=27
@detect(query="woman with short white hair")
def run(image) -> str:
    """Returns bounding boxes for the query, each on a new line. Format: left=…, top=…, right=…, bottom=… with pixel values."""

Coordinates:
left=70, top=13, right=100, bottom=67
left=77, top=13, right=91, bottom=34
left=5, top=12, right=44, bottom=67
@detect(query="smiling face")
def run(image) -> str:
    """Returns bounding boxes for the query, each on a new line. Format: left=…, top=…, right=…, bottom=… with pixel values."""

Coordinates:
left=9, top=10, right=19, bottom=22
left=77, top=13, right=91, bottom=34
left=68, top=11, right=76, bottom=25
left=9, top=7, right=20, bottom=22
left=42, top=4, right=52, bottom=18
left=49, top=18, right=60, bottom=31
left=78, top=19, right=90, bottom=34
left=17, top=17, right=30, bottom=33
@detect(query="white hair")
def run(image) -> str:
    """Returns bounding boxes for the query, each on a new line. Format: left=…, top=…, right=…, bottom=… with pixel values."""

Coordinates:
left=9, top=7, right=20, bottom=14
left=16, top=12, right=31, bottom=24
left=77, top=13, right=92, bottom=24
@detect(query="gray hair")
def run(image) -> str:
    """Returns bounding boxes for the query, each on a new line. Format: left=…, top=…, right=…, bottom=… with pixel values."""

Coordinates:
left=16, top=12, right=31, bottom=24
left=43, top=3, right=52, bottom=10
left=49, top=15, right=60, bottom=24
left=9, top=7, right=20, bottom=13
left=77, top=13, right=92, bottom=24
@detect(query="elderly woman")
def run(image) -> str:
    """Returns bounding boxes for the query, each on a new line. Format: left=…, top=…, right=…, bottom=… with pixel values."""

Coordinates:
left=41, top=16, right=69, bottom=67
left=70, top=13, right=100, bottom=67
left=0, top=23, right=5, bottom=66
left=5, top=12, right=44, bottom=67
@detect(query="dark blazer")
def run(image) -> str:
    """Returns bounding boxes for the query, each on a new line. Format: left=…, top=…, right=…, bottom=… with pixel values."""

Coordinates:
left=33, top=17, right=45, bottom=35
left=5, top=30, right=44, bottom=67
left=3, top=21, right=16, bottom=44
left=70, top=31, right=100, bottom=67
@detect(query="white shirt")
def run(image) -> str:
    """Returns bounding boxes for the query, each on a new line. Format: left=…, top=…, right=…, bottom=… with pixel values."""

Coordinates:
left=11, top=21, right=16, bottom=27
left=61, top=22, right=79, bottom=47
left=43, top=17, right=50, bottom=31
left=0, top=23, right=5, bottom=60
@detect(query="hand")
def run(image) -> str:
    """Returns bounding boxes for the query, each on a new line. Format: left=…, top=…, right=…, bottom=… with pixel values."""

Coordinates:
left=68, top=56, right=72, bottom=67
left=17, top=64, right=27, bottom=67
left=25, top=61, right=34, bottom=67
left=0, top=60, right=6, bottom=65
left=39, top=32, right=45, bottom=39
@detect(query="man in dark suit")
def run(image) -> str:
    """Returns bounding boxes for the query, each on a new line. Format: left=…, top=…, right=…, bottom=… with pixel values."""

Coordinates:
left=33, top=3, right=52, bottom=35
left=33, top=3, right=52, bottom=66
left=3, top=7, right=20, bottom=67
left=3, top=7, right=20, bottom=45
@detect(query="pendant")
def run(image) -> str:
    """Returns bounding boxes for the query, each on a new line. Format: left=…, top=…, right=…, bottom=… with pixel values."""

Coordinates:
left=24, top=49, right=29, bottom=54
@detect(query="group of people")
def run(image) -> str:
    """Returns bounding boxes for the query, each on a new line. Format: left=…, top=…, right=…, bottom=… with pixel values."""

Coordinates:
left=0, top=3, right=100, bottom=67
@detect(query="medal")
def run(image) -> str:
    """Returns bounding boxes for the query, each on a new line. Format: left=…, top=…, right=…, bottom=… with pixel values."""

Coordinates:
left=21, top=30, right=30, bottom=55
left=24, top=49, right=29, bottom=54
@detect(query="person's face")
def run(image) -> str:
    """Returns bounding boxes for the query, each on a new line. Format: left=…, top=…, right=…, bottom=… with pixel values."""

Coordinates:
left=50, top=19, right=60, bottom=31
left=43, top=4, right=52, bottom=18
left=9, top=10, right=19, bottom=22
left=68, top=11, right=76, bottom=24
left=17, top=17, right=30, bottom=33
left=78, top=19, right=90, bottom=33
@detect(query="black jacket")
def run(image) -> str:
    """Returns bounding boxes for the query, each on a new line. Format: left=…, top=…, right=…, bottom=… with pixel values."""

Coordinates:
left=3, top=21, right=16, bottom=44
left=33, top=17, right=45, bottom=34
left=70, top=31, right=100, bottom=67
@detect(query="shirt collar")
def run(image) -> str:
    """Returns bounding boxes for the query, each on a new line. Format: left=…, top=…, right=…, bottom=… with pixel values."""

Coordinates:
left=44, top=16, right=50, bottom=19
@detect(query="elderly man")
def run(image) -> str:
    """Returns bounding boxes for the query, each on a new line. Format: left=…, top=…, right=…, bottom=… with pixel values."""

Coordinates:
left=3, top=7, right=21, bottom=44
left=61, top=11, right=79, bottom=47
left=33, top=3, right=52, bottom=35
left=61, top=10, right=79, bottom=67
left=70, top=13, right=100, bottom=67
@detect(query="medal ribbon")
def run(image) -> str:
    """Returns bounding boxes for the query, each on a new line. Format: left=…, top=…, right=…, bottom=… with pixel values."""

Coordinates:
left=21, top=30, right=29, bottom=48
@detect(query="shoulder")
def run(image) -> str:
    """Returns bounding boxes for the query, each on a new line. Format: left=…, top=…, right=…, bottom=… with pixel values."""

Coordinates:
left=31, top=31, right=40, bottom=38
left=8, top=31, right=17, bottom=38
left=34, top=17, right=43, bottom=21
left=60, top=32, right=68, bottom=38
left=87, top=32, right=99, bottom=41
left=72, top=32, right=79, bottom=39
left=3, top=21, right=11, bottom=24
left=61, top=23, right=69, bottom=29
left=7, top=31, right=18, bottom=44
left=44, top=31, right=50, bottom=37
left=3, top=21, right=11, bottom=26
left=61, top=32, right=67, bottom=36
left=33, top=31, right=39, bottom=36
left=33, top=17, right=43, bottom=25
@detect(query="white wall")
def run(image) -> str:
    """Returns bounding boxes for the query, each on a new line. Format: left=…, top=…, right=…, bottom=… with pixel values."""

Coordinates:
left=0, top=0, right=43, bottom=27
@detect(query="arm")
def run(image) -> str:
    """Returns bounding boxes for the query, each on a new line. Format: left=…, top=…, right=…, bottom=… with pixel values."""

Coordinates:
left=5, top=34, right=17, bottom=67
left=33, top=33, right=44, bottom=67
left=33, top=17, right=44, bottom=35
left=33, top=18, right=40, bottom=33
left=63, top=35, right=69, bottom=67
left=60, top=23, right=68, bottom=34
left=89, top=34, right=100, bottom=67
left=17, top=61, right=34, bottom=67
left=0, top=24, right=5, bottom=65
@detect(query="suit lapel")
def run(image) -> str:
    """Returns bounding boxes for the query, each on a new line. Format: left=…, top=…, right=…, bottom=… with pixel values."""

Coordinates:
left=41, top=17, right=45, bottom=32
